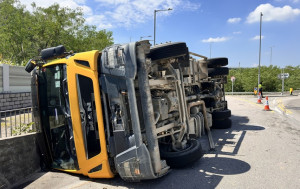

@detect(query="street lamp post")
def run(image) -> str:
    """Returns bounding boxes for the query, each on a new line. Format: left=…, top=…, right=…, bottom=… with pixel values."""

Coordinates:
left=258, top=12, right=263, bottom=89
left=210, top=42, right=212, bottom=58
left=270, top=46, right=274, bottom=66
left=154, top=8, right=172, bottom=46
left=281, top=68, right=285, bottom=95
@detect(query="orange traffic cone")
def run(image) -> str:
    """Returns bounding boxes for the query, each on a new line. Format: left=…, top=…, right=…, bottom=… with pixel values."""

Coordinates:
left=257, top=92, right=263, bottom=104
left=264, top=96, right=271, bottom=111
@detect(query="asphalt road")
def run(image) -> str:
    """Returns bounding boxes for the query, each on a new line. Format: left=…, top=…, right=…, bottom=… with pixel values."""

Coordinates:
left=20, top=94, right=300, bottom=189
left=273, top=94, right=300, bottom=123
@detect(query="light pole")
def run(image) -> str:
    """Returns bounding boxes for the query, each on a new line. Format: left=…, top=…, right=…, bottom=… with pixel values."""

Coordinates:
left=154, top=8, right=172, bottom=46
left=281, top=68, right=285, bottom=95
left=140, top=35, right=152, bottom=40
left=210, top=42, right=212, bottom=58
left=258, top=12, right=263, bottom=89
left=270, top=46, right=274, bottom=66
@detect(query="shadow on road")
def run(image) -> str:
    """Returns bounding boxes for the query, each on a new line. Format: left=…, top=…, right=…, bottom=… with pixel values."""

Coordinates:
left=64, top=156, right=250, bottom=189
left=199, top=157, right=250, bottom=175
left=17, top=114, right=262, bottom=188
left=11, top=171, right=47, bottom=189
left=210, top=115, right=265, bottom=157
left=230, top=115, right=265, bottom=132
left=69, top=114, right=256, bottom=188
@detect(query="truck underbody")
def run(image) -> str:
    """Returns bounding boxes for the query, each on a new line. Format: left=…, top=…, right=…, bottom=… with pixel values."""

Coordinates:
left=26, top=40, right=230, bottom=181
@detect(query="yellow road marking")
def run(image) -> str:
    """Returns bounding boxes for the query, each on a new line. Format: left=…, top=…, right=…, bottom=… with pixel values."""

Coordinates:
left=277, top=99, right=293, bottom=114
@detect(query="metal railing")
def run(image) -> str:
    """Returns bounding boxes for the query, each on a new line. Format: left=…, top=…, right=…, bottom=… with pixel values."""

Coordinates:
left=0, top=107, right=34, bottom=138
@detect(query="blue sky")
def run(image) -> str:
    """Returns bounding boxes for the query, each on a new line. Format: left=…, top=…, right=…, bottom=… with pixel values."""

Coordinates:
left=21, top=0, right=300, bottom=68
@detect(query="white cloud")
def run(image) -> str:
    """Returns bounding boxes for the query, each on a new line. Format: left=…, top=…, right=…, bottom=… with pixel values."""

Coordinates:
left=246, top=3, right=300, bottom=23
left=276, top=0, right=300, bottom=3
left=73, top=0, right=86, bottom=4
left=233, top=31, right=241, bottom=34
left=227, top=17, right=241, bottom=23
left=89, top=0, right=201, bottom=29
left=20, top=0, right=200, bottom=29
left=86, top=15, right=113, bottom=29
left=180, top=1, right=201, bottom=11
left=94, top=0, right=129, bottom=5
left=202, top=37, right=230, bottom=43
left=251, top=35, right=265, bottom=40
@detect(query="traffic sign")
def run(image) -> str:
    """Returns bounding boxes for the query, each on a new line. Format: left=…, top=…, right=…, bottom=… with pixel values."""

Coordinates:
left=231, top=76, right=236, bottom=82
left=277, top=73, right=289, bottom=79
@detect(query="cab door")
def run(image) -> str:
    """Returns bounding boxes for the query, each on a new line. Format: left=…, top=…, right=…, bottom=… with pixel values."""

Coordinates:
left=66, top=50, right=114, bottom=178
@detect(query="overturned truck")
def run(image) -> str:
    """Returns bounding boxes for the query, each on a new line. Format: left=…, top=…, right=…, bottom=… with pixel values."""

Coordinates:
left=189, top=53, right=231, bottom=129
left=25, top=41, right=230, bottom=181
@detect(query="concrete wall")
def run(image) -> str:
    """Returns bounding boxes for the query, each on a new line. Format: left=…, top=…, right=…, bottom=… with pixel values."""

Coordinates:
left=0, top=64, right=32, bottom=111
left=0, top=133, right=40, bottom=188
left=0, top=65, right=38, bottom=188
left=0, top=92, right=32, bottom=111
left=0, top=64, right=31, bottom=93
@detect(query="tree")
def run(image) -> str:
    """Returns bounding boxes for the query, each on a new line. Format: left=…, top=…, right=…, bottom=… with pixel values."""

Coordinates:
left=284, top=66, right=300, bottom=91
left=225, top=65, right=300, bottom=92
left=0, top=0, right=114, bottom=65
left=0, top=0, right=32, bottom=63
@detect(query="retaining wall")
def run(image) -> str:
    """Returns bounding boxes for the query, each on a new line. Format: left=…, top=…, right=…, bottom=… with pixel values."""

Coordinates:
left=0, top=133, right=40, bottom=188
left=0, top=64, right=31, bottom=93
left=0, top=92, right=32, bottom=111
left=0, top=64, right=32, bottom=111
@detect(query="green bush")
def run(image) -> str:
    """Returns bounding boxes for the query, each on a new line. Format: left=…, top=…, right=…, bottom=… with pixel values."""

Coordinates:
left=225, top=65, right=300, bottom=92
left=12, top=122, right=35, bottom=136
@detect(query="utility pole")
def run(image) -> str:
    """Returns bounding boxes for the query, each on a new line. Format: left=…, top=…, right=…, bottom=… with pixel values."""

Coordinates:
left=210, top=42, right=212, bottom=58
left=270, top=47, right=272, bottom=66
left=154, top=10, right=156, bottom=45
left=154, top=8, right=172, bottom=46
left=281, top=68, right=285, bottom=95
left=258, top=12, right=263, bottom=88
left=232, top=80, right=234, bottom=95
left=231, top=76, right=236, bottom=95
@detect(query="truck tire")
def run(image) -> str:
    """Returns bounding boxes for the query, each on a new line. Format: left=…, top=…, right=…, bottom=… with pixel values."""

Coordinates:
left=148, top=42, right=188, bottom=61
left=212, top=109, right=231, bottom=120
left=212, top=118, right=232, bottom=129
left=207, top=57, right=228, bottom=68
left=208, top=67, right=229, bottom=77
left=160, top=139, right=203, bottom=168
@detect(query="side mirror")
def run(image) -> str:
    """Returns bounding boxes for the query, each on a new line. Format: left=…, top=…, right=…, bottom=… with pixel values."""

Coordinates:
left=25, top=59, right=37, bottom=73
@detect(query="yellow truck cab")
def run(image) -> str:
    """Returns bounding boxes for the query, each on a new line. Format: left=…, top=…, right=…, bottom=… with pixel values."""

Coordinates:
left=30, top=48, right=114, bottom=178
left=25, top=41, right=218, bottom=181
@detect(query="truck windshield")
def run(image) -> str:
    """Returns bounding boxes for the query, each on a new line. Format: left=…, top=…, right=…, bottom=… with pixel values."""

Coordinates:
left=40, top=65, right=78, bottom=170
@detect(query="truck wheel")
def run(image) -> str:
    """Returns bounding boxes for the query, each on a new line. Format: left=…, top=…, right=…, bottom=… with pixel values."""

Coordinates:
left=212, top=118, right=232, bottom=129
left=212, top=109, right=231, bottom=120
left=207, top=57, right=228, bottom=68
left=208, top=67, right=229, bottom=77
left=160, top=139, right=203, bottom=168
left=148, top=42, right=188, bottom=61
